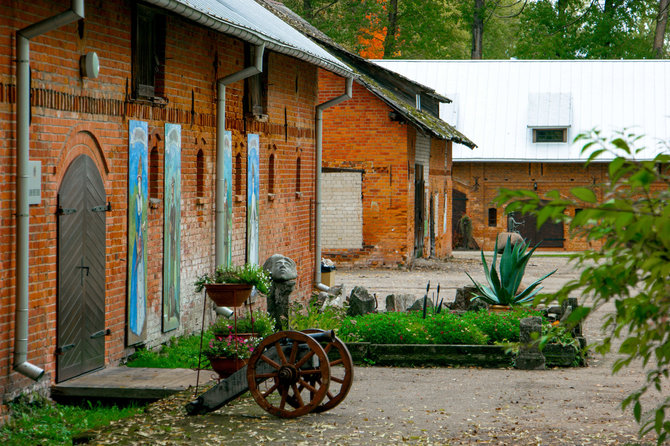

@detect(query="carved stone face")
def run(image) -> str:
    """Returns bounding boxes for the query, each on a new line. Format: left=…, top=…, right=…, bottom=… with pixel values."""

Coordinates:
left=263, top=254, right=297, bottom=282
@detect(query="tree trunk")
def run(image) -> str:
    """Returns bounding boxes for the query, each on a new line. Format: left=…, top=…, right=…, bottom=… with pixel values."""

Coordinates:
left=471, top=0, right=484, bottom=59
left=654, top=0, right=670, bottom=58
left=383, top=0, right=399, bottom=58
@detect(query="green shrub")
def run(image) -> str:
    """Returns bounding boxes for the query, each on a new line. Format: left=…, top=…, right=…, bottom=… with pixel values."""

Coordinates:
left=340, top=312, right=432, bottom=344
left=212, top=310, right=274, bottom=337
left=338, top=309, right=552, bottom=345
left=423, top=313, right=489, bottom=345
left=288, top=300, right=347, bottom=332
left=461, top=308, right=543, bottom=344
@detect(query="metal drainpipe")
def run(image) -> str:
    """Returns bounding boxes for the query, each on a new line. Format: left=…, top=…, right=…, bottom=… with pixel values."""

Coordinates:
left=15, top=0, right=85, bottom=381
left=211, top=43, right=264, bottom=314
left=314, top=77, right=353, bottom=286
left=215, top=43, right=265, bottom=267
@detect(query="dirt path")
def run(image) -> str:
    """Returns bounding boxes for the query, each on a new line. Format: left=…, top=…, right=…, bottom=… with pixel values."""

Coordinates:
left=89, top=256, right=663, bottom=445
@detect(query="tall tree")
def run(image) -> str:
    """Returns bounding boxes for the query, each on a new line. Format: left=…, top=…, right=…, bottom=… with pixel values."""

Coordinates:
left=654, top=0, right=670, bottom=57
left=383, top=0, right=399, bottom=57
left=284, top=0, right=469, bottom=59
left=514, top=0, right=659, bottom=59
left=471, top=0, right=485, bottom=59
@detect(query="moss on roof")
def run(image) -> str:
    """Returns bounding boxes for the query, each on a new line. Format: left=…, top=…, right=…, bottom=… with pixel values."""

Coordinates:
left=255, top=0, right=475, bottom=148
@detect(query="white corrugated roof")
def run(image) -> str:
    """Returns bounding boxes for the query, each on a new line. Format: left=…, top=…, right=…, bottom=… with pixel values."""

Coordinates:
left=375, top=60, right=670, bottom=162
left=145, top=0, right=353, bottom=77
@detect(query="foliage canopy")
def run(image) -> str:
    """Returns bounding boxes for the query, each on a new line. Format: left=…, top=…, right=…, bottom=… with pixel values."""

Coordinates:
left=494, top=130, right=670, bottom=443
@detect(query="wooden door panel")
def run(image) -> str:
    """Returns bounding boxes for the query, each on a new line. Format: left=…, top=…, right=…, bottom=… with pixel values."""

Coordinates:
left=58, top=155, right=106, bottom=382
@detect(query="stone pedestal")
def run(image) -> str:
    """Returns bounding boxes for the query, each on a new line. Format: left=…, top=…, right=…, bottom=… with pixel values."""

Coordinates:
left=515, top=316, right=545, bottom=370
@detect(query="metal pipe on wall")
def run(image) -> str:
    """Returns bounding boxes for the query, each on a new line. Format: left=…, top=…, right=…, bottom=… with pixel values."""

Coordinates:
left=215, top=43, right=265, bottom=267
left=314, top=77, right=353, bottom=285
left=15, top=0, right=85, bottom=381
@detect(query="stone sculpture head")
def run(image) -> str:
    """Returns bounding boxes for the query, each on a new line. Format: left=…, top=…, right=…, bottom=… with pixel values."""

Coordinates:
left=263, top=254, right=297, bottom=282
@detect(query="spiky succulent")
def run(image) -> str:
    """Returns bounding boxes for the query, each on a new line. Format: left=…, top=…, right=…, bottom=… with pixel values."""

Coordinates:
left=466, top=236, right=556, bottom=306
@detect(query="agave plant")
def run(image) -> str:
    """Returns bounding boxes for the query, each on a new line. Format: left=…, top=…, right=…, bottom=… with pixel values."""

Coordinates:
left=465, top=236, right=556, bottom=306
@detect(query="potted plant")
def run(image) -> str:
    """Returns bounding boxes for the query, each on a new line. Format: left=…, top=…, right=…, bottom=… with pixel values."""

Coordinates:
left=465, top=235, right=556, bottom=310
left=195, top=263, right=271, bottom=307
left=203, top=332, right=259, bottom=378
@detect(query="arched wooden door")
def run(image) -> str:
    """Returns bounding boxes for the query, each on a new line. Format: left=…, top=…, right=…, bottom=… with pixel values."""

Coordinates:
left=57, top=155, right=107, bottom=382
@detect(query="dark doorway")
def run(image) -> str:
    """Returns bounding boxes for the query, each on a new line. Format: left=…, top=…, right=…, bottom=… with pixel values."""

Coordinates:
left=414, top=164, right=425, bottom=257
left=429, top=194, right=435, bottom=257
left=509, top=211, right=564, bottom=248
left=452, top=189, right=467, bottom=249
left=57, top=155, right=107, bottom=382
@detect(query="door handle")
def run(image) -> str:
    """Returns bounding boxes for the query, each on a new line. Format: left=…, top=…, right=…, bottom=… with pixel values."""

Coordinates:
left=76, top=265, right=89, bottom=276
left=56, top=343, right=75, bottom=354
left=90, top=328, right=111, bottom=339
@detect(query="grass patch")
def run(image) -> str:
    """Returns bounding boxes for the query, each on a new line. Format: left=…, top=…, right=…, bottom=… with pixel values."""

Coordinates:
left=127, top=331, right=210, bottom=369
left=127, top=311, right=275, bottom=369
left=0, top=395, right=143, bottom=445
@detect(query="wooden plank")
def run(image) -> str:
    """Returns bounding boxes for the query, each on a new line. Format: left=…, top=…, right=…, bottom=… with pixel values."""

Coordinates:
left=51, top=367, right=211, bottom=400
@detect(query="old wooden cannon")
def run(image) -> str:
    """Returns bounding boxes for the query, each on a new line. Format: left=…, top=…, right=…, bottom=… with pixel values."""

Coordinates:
left=185, top=329, right=354, bottom=418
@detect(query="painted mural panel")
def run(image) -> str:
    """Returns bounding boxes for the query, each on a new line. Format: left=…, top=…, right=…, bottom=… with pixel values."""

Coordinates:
left=247, top=134, right=260, bottom=265
left=163, top=123, right=181, bottom=332
left=128, top=120, right=148, bottom=344
left=222, top=131, right=233, bottom=267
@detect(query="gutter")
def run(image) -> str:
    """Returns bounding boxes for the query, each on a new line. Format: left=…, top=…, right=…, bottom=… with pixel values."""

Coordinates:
left=15, top=0, right=85, bottom=381
left=314, top=77, right=353, bottom=286
left=215, top=43, right=265, bottom=267
left=144, top=0, right=351, bottom=79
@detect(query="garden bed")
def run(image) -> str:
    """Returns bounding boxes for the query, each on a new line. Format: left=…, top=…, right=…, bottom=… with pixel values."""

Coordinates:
left=345, top=342, right=581, bottom=368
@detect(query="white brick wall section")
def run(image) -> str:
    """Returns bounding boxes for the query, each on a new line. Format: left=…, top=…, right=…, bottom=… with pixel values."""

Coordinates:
left=322, top=172, right=363, bottom=249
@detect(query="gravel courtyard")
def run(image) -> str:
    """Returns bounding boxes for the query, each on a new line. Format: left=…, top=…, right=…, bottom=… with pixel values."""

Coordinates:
left=89, top=254, right=664, bottom=445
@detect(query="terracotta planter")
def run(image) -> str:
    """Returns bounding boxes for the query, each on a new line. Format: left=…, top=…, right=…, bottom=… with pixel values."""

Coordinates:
left=489, top=304, right=512, bottom=313
left=208, top=356, right=247, bottom=379
left=204, top=283, right=253, bottom=307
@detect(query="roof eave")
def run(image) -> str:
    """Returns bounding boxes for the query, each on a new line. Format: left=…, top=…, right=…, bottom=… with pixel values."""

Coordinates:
left=145, top=0, right=353, bottom=78
left=359, top=78, right=475, bottom=148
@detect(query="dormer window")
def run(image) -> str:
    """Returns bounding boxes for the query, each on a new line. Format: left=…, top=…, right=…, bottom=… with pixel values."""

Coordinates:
left=533, top=128, right=567, bottom=143
left=528, top=93, right=571, bottom=144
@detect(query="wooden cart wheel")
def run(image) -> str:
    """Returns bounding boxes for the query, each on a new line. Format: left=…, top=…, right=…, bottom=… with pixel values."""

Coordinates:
left=300, top=329, right=354, bottom=413
left=246, top=330, right=330, bottom=418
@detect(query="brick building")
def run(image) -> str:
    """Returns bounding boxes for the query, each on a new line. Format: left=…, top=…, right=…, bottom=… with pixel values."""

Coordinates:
left=258, top=1, right=476, bottom=267
left=378, top=60, right=670, bottom=251
left=0, top=0, right=352, bottom=405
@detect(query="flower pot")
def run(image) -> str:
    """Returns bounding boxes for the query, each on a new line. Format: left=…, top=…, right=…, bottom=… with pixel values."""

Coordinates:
left=208, top=356, right=247, bottom=379
left=489, top=305, right=512, bottom=313
left=204, top=283, right=253, bottom=307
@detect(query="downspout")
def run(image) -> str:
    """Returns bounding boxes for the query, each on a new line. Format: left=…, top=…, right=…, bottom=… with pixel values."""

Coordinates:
left=314, top=77, right=353, bottom=286
left=15, top=0, right=85, bottom=380
left=215, top=43, right=265, bottom=267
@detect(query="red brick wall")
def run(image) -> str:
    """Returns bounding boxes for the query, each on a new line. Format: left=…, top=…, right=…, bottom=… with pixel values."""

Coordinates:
left=319, top=69, right=412, bottom=266
left=453, top=161, right=607, bottom=251
left=0, top=0, right=325, bottom=402
left=319, top=69, right=453, bottom=266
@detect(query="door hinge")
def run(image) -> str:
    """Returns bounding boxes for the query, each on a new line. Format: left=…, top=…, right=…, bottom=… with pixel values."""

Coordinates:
left=55, top=343, right=76, bottom=354
left=57, top=207, right=77, bottom=215
left=91, top=202, right=112, bottom=213
left=90, top=328, right=111, bottom=339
